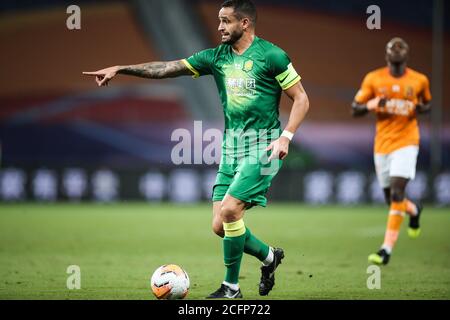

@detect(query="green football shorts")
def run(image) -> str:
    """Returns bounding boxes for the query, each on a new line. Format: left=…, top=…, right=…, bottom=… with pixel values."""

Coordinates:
left=212, top=152, right=283, bottom=208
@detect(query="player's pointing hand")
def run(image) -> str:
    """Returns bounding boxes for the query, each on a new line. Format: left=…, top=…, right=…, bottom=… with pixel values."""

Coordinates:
left=83, top=66, right=120, bottom=86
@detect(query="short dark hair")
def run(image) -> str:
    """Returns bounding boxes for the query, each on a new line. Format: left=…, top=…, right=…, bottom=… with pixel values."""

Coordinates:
left=221, top=0, right=257, bottom=25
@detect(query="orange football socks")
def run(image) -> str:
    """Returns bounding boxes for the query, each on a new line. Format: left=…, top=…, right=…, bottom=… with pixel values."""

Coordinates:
left=382, top=200, right=406, bottom=254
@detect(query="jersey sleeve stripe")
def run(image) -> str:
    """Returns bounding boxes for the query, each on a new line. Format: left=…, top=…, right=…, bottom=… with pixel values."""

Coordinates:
left=182, top=59, right=200, bottom=78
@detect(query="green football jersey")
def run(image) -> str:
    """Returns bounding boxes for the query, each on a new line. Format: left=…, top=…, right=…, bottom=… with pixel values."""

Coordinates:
left=183, top=36, right=300, bottom=131
left=183, top=36, right=301, bottom=157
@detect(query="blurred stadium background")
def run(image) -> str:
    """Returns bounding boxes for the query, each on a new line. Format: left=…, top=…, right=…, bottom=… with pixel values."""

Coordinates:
left=1, top=0, right=450, bottom=301
left=0, top=0, right=449, bottom=206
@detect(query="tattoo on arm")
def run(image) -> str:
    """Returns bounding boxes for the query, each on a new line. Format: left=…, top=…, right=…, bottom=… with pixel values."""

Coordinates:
left=118, top=60, right=192, bottom=79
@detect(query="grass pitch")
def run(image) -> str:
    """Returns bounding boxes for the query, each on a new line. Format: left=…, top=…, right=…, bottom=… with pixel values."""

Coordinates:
left=0, top=203, right=449, bottom=300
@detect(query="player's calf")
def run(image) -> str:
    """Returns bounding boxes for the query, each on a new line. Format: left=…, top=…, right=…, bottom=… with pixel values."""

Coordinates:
left=212, top=221, right=225, bottom=238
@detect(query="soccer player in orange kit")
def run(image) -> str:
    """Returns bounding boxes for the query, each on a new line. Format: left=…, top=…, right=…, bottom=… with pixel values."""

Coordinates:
left=352, top=37, right=432, bottom=265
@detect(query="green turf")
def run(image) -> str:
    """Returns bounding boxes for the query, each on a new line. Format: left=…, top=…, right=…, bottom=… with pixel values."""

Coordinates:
left=0, top=203, right=449, bottom=300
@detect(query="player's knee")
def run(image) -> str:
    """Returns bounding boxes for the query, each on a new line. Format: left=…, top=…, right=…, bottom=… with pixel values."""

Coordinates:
left=220, top=202, right=240, bottom=221
left=390, top=187, right=405, bottom=202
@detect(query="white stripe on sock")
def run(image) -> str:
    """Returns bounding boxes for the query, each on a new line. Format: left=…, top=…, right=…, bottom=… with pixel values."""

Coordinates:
left=262, top=247, right=274, bottom=266
left=381, top=245, right=392, bottom=254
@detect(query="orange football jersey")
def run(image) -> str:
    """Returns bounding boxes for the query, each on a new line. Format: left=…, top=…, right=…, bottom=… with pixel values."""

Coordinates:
left=355, top=67, right=431, bottom=154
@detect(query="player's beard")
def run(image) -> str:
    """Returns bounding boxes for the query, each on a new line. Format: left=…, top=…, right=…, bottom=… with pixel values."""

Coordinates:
left=222, top=28, right=244, bottom=45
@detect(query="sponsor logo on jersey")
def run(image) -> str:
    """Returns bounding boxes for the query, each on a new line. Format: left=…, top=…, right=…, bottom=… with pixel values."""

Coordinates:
left=382, top=99, right=415, bottom=116
left=226, top=77, right=257, bottom=97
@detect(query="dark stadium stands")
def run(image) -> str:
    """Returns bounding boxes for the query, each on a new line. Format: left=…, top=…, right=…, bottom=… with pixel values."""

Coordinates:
left=196, top=0, right=449, bottom=122
left=0, top=2, right=190, bottom=167
left=0, top=0, right=448, bottom=203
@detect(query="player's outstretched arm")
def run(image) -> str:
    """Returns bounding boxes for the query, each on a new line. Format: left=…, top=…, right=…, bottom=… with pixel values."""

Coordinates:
left=83, top=60, right=192, bottom=86
left=267, top=81, right=309, bottom=161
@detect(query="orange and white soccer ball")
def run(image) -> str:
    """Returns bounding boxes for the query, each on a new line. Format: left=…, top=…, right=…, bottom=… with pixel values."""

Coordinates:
left=150, top=264, right=190, bottom=300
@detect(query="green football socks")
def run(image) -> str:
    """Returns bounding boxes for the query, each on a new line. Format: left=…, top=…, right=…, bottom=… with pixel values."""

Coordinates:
left=223, top=219, right=246, bottom=284
left=223, top=220, right=271, bottom=284
left=244, top=227, right=270, bottom=262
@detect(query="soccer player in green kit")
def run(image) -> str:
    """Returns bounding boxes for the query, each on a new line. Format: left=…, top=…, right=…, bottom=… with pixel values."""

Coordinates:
left=83, top=0, right=309, bottom=298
